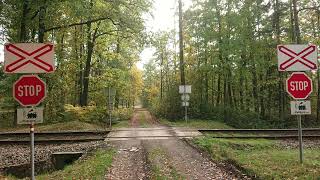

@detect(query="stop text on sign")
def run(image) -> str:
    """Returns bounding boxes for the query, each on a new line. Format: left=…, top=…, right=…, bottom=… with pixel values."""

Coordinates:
left=17, top=85, right=43, bottom=97
left=286, top=72, right=312, bottom=100
left=289, top=81, right=309, bottom=91
left=13, top=75, right=46, bottom=106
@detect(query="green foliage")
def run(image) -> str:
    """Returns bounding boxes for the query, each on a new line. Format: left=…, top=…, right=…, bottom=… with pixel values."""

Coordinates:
left=63, top=104, right=133, bottom=124
left=112, top=107, right=134, bottom=122
left=142, top=0, right=320, bottom=129
left=0, top=0, right=150, bottom=127
left=37, top=149, right=115, bottom=179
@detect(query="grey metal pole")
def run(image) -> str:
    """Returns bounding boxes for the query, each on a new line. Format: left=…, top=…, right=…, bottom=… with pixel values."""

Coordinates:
left=30, top=123, right=35, bottom=180
left=298, top=115, right=303, bottom=163
left=108, top=88, right=112, bottom=129
left=185, top=104, right=187, bottom=123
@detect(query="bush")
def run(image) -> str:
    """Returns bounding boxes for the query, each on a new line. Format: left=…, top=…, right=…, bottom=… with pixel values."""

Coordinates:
left=63, top=104, right=133, bottom=124
left=112, top=108, right=133, bottom=121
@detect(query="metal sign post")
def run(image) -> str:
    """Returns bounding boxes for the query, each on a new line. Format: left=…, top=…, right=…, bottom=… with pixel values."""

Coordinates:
left=277, top=44, right=318, bottom=164
left=185, top=104, right=188, bottom=123
left=298, top=115, right=303, bottom=163
left=286, top=73, right=313, bottom=164
left=106, top=87, right=116, bottom=129
left=30, top=122, right=35, bottom=180
left=4, top=43, right=54, bottom=180
left=290, top=100, right=308, bottom=163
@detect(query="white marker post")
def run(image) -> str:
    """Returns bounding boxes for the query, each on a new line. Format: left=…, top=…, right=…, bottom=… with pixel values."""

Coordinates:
left=179, top=85, right=191, bottom=123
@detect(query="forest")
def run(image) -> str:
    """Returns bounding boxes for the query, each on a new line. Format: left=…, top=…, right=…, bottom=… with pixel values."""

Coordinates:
left=0, top=0, right=320, bottom=129
left=0, top=0, right=149, bottom=126
left=142, top=0, right=320, bottom=128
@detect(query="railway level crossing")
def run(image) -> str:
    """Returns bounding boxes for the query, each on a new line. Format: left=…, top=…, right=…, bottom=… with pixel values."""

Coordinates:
left=4, top=43, right=55, bottom=180
left=277, top=44, right=318, bottom=163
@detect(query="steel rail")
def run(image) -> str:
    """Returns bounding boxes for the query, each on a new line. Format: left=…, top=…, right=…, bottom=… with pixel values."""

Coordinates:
left=0, top=138, right=106, bottom=144
left=208, top=135, right=320, bottom=139
left=0, top=130, right=110, bottom=144
left=0, top=130, right=110, bottom=136
left=198, top=128, right=320, bottom=133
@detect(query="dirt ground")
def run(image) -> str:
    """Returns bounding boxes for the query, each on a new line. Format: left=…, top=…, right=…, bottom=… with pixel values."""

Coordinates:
left=105, top=109, right=242, bottom=180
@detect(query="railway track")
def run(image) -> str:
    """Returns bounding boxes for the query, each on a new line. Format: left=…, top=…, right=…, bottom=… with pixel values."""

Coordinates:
left=2, top=128, right=320, bottom=143
left=198, top=128, right=320, bottom=139
left=0, top=130, right=110, bottom=144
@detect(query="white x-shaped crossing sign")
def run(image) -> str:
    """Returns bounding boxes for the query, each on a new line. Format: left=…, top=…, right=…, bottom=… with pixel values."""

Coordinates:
left=4, top=43, right=55, bottom=73
left=277, top=44, right=318, bottom=71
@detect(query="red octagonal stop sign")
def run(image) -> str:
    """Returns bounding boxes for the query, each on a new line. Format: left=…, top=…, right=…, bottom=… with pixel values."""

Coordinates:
left=13, top=75, right=46, bottom=106
left=286, top=72, right=312, bottom=100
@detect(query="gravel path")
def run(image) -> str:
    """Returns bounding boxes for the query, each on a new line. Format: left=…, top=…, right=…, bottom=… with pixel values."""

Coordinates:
left=144, top=139, right=237, bottom=179
left=105, top=139, right=149, bottom=180
left=106, top=109, right=239, bottom=179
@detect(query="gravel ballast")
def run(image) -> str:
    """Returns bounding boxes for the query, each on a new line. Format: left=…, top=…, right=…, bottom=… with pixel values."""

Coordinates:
left=0, top=141, right=105, bottom=177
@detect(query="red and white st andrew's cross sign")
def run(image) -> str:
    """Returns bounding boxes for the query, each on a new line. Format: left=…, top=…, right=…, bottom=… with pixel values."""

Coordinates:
left=4, top=43, right=55, bottom=73
left=13, top=75, right=46, bottom=106
left=286, top=72, right=312, bottom=100
left=277, top=44, right=318, bottom=71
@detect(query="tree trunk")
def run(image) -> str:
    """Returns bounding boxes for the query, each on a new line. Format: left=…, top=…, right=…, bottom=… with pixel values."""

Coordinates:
left=292, top=0, right=301, bottom=43
left=178, top=0, right=185, bottom=85
left=251, top=66, right=258, bottom=113
left=160, top=52, right=163, bottom=100
left=227, top=68, right=233, bottom=107
left=217, top=73, right=221, bottom=106
left=317, top=13, right=320, bottom=122
left=81, top=41, right=94, bottom=106
left=78, top=44, right=84, bottom=105
left=275, top=0, right=285, bottom=121
left=20, top=0, right=29, bottom=42
left=239, top=54, right=246, bottom=110
left=205, top=54, right=209, bottom=105
left=38, top=5, right=46, bottom=43
left=259, top=74, right=265, bottom=118
left=81, top=21, right=94, bottom=106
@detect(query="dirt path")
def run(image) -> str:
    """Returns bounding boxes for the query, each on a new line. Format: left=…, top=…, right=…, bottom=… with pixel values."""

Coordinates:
left=105, top=109, right=239, bottom=179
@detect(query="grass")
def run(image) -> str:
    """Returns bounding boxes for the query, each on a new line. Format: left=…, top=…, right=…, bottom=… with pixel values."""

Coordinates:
left=36, top=148, right=115, bottom=179
left=138, top=111, right=151, bottom=128
left=112, top=119, right=130, bottom=128
left=193, top=137, right=320, bottom=179
left=160, top=118, right=232, bottom=129
left=0, top=121, right=105, bottom=132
